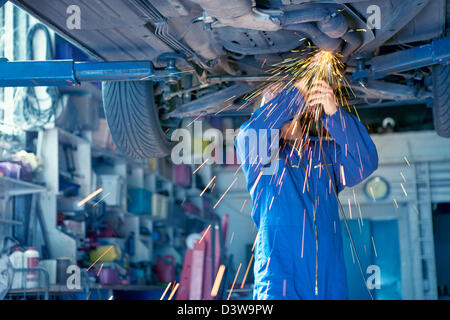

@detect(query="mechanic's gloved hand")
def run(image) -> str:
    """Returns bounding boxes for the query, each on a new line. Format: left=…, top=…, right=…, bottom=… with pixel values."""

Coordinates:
left=306, top=80, right=338, bottom=116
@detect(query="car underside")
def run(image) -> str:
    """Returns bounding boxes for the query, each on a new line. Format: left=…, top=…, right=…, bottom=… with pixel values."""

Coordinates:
left=10, top=0, right=450, bottom=158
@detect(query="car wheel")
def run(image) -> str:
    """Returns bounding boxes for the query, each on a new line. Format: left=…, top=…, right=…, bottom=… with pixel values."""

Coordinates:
left=432, top=64, right=450, bottom=138
left=102, top=81, right=173, bottom=158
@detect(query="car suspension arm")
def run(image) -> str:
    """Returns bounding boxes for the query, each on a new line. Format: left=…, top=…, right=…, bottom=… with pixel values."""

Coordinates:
left=353, top=36, right=450, bottom=81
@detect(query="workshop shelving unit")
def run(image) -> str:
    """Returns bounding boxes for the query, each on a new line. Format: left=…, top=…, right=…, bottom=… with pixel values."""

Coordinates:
left=33, top=124, right=216, bottom=291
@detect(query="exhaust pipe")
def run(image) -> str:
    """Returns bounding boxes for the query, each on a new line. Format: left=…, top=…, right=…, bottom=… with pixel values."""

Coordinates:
left=191, top=0, right=356, bottom=53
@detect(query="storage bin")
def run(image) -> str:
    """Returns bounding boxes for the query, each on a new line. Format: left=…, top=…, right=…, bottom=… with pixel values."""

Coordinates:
left=0, top=162, right=22, bottom=179
left=99, top=267, right=119, bottom=285
left=151, top=193, right=169, bottom=219
left=157, top=158, right=172, bottom=180
left=98, top=174, right=123, bottom=206
left=89, top=245, right=121, bottom=263
left=183, top=202, right=200, bottom=216
left=128, top=188, right=152, bottom=216
left=173, top=164, right=191, bottom=187
left=59, top=175, right=80, bottom=196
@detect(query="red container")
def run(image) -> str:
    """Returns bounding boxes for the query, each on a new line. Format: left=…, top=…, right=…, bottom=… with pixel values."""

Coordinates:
left=173, top=164, right=191, bottom=187
left=183, top=202, right=200, bottom=216
left=155, top=255, right=175, bottom=283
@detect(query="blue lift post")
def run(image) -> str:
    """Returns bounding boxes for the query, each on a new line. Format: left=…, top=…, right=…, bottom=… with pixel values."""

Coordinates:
left=353, top=36, right=450, bottom=80
left=0, top=59, right=178, bottom=87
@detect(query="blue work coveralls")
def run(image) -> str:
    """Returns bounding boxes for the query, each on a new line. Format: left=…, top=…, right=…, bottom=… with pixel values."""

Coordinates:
left=235, top=87, right=378, bottom=300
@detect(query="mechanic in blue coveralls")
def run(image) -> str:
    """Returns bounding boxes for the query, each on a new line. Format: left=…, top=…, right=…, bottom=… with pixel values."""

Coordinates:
left=235, top=79, right=378, bottom=300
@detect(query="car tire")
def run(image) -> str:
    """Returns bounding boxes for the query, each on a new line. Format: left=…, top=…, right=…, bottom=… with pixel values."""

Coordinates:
left=102, top=81, right=173, bottom=158
left=432, top=64, right=450, bottom=138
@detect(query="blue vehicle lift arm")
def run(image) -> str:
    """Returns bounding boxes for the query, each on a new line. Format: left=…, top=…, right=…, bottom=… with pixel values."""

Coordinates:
left=353, top=36, right=450, bottom=80
left=0, top=59, right=176, bottom=87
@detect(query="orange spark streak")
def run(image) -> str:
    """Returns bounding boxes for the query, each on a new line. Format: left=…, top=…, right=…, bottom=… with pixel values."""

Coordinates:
left=249, top=171, right=263, bottom=195
left=199, top=224, right=211, bottom=244
left=200, top=176, right=216, bottom=196
left=97, top=263, right=104, bottom=277
left=371, top=236, right=378, bottom=257
left=87, top=246, right=113, bottom=271
left=240, top=254, right=254, bottom=289
left=401, top=183, right=408, bottom=197
left=301, top=209, right=306, bottom=258
left=251, top=235, right=258, bottom=252
left=160, top=282, right=172, bottom=300
left=404, top=156, right=411, bottom=166
left=269, top=196, right=275, bottom=210
left=213, top=177, right=238, bottom=209
left=369, top=186, right=376, bottom=201
left=240, top=199, right=247, bottom=212
left=229, top=232, right=235, bottom=245
left=348, top=198, right=352, bottom=219
left=340, top=165, right=346, bottom=186
left=193, top=158, right=209, bottom=174
left=265, top=258, right=271, bottom=271
left=186, top=114, right=202, bottom=128
left=78, top=187, right=103, bottom=207
left=168, top=282, right=179, bottom=300
left=211, top=265, right=226, bottom=297
left=227, top=263, right=242, bottom=300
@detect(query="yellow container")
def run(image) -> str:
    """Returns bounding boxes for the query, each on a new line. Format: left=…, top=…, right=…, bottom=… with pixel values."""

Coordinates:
left=89, top=245, right=121, bottom=263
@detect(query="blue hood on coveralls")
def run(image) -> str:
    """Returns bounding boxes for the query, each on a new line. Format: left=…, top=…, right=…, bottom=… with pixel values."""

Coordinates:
left=235, top=87, right=379, bottom=300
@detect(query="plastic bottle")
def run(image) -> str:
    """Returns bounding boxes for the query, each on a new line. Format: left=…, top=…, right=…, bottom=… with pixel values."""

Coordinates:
left=24, top=247, right=39, bottom=289
left=9, top=247, right=24, bottom=289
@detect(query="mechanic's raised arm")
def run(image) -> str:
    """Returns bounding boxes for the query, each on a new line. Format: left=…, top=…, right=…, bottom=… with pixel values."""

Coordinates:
left=321, top=107, right=379, bottom=193
left=235, top=83, right=304, bottom=189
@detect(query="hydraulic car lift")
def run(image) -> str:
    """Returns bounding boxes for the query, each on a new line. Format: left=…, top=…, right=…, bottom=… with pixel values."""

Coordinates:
left=0, top=36, right=449, bottom=89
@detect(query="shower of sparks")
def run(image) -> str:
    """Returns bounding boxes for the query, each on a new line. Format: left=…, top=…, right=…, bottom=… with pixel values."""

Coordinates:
left=240, top=254, right=254, bottom=289
left=198, top=224, right=212, bottom=244
left=227, top=263, right=242, bottom=300
left=200, top=176, right=216, bottom=196
left=213, top=177, right=238, bottom=209
left=193, top=158, right=209, bottom=174
left=244, top=46, right=352, bottom=132
left=168, top=282, right=179, bottom=300
left=160, top=282, right=172, bottom=300
left=108, top=296, right=114, bottom=300
left=211, top=265, right=226, bottom=297
left=77, top=187, right=103, bottom=207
